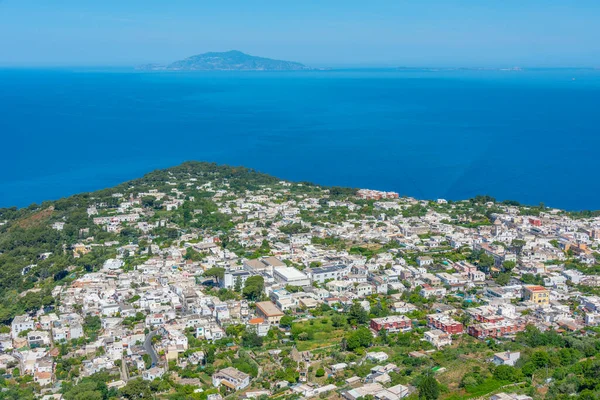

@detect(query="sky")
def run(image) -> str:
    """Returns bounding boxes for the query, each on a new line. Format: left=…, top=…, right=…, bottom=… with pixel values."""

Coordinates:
left=0, top=0, right=599, bottom=68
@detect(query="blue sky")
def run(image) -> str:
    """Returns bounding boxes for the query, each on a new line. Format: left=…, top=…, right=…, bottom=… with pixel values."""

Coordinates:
left=0, top=0, right=598, bottom=67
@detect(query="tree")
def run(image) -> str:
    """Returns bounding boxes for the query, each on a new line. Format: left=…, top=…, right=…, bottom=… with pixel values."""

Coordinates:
left=243, top=276, right=265, bottom=301
left=242, top=330, right=263, bottom=348
left=493, top=365, right=522, bottom=382
left=234, top=276, right=242, bottom=292
left=184, top=248, right=204, bottom=261
left=495, top=273, right=511, bottom=286
left=346, top=327, right=373, bottom=351
left=280, top=315, right=295, bottom=328
left=141, top=196, right=155, bottom=208
left=331, top=314, right=346, bottom=328
left=502, top=260, right=516, bottom=272
left=378, top=327, right=388, bottom=344
left=315, top=367, right=325, bottom=377
left=142, top=354, right=151, bottom=369
left=279, top=223, right=310, bottom=235
left=478, top=253, right=495, bottom=271
left=511, top=239, right=526, bottom=255
left=83, top=316, right=102, bottom=340
left=530, top=350, right=550, bottom=368
left=205, top=347, right=216, bottom=364
left=203, top=267, right=225, bottom=284
left=182, top=208, right=192, bottom=226
left=226, top=324, right=246, bottom=337
left=348, top=302, right=368, bottom=325
left=63, top=379, right=106, bottom=400
left=119, top=378, right=152, bottom=399
left=417, top=373, right=440, bottom=400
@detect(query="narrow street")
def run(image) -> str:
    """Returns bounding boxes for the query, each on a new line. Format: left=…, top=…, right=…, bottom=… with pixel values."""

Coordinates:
left=144, top=330, right=159, bottom=366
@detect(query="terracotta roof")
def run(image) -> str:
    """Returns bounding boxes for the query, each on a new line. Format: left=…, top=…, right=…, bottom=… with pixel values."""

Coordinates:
left=525, top=285, right=548, bottom=292
left=255, top=301, right=284, bottom=317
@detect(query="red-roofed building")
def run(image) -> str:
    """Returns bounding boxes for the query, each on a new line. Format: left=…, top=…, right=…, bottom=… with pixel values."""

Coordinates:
left=248, top=317, right=270, bottom=337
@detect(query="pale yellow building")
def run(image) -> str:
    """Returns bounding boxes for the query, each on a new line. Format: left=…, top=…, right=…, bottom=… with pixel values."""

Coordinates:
left=522, top=285, right=550, bottom=305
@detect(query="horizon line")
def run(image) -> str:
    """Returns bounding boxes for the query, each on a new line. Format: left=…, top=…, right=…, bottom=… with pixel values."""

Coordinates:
left=0, top=64, right=599, bottom=70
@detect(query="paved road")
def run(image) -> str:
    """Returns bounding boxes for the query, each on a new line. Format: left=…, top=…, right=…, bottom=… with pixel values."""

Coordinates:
left=144, top=330, right=159, bottom=366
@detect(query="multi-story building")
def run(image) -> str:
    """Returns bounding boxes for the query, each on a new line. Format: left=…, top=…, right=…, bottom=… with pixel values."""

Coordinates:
left=420, top=284, right=447, bottom=298
left=467, top=319, right=527, bottom=339
left=522, top=285, right=550, bottom=305
left=370, top=316, right=412, bottom=333
left=11, top=315, right=35, bottom=340
left=221, top=270, right=251, bottom=289
left=307, top=264, right=350, bottom=284
left=426, top=314, right=463, bottom=334
left=255, top=301, right=284, bottom=325
left=273, top=266, right=311, bottom=287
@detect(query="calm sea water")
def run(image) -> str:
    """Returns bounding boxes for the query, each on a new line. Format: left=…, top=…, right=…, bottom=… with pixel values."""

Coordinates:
left=1, top=68, right=599, bottom=210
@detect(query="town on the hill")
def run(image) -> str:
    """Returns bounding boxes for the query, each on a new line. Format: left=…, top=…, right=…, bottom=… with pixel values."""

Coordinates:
left=1, top=162, right=600, bottom=400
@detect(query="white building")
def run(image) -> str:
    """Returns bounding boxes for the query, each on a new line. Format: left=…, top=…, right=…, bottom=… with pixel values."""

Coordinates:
left=143, top=367, right=165, bottom=381
left=221, top=271, right=251, bottom=289
left=273, top=267, right=310, bottom=287
left=417, top=256, right=434, bottom=267
left=307, top=264, right=350, bottom=284
left=424, top=329, right=452, bottom=349
left=11, top=315, right=35, bottom=339
left=212, top=367, right=250, bottom=391
left=103, top=259, right=124, bottom=271
left=366, top=352, right=389, bottom=362
left=492, top=351, right=521, bottom=366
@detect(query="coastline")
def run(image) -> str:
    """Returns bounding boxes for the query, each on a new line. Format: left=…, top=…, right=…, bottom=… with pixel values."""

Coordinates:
left=1, top=161, right=598, bottom=215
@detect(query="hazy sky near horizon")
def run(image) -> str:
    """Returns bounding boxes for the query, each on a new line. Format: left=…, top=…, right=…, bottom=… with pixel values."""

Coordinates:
left=1, top=0, right=599, bottom=67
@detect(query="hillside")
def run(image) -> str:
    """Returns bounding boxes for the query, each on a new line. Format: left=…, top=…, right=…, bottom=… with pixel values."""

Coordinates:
left=138, top=50, right=310, bottom=71
left=0, top=161, right=352, bottom=323
left=3, top=161, right=600, bottom=400
left=1, top=160, right=598, bottom=327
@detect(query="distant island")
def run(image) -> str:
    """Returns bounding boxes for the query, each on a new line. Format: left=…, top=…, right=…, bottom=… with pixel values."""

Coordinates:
left=138, top=50, right=311, bottom=71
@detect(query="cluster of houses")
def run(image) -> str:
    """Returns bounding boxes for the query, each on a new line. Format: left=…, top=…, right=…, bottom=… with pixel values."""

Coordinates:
left=6, top=175, right=600, bottom=398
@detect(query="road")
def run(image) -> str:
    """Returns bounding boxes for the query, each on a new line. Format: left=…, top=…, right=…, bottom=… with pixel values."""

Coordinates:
left=120, top=356, right=129, bottom=381
left=144, top=330, right=159, bottom=366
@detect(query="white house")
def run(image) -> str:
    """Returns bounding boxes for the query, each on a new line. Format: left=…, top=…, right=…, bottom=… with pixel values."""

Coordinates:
left=424, top=329, right=452, bottom=349
left=366, top=352, right=389, bottom=363
left=307, top=265, right=350, bottom=284
left=11, top=315, right=35, bottom=339
left=212, top=367, right=250, bottom=391
left=143, top=367, right=165, bottom=381
left=417, top=256, right=434, bottom=267
left=492, top=351, right=521, bottom=366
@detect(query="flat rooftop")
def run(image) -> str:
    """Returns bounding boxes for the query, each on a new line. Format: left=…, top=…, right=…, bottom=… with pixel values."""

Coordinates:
left=274, top=266, right=308, bottom=280
left=255, top=301, right=284, bottom=317
left=311, top=264, right=348, bottom=274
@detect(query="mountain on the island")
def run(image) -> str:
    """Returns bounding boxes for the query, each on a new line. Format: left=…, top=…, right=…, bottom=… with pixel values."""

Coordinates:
left=138, top=50, right=310, bottom=71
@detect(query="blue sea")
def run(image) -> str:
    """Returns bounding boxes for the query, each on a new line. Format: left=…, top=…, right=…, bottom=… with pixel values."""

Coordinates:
left=1, top=68, right=599, bottom=210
